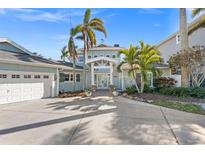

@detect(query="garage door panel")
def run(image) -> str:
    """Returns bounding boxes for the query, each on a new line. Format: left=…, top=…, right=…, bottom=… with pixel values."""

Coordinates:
left=0, top=73, right=54, bottom=104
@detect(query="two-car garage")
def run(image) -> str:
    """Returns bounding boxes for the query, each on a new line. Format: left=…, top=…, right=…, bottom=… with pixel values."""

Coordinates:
left=0, top=71, right=55, bottom=104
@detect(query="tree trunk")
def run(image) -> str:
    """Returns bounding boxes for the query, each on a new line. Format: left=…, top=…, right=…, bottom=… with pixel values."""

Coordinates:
left=82, top=31, right=87, bottom=90
left=140, top=75, right=145, bottom=93
left=131, top=69, right=140, bottom=93
left=180, top=8, right=190, bottom=87
left=73, top=58, right=76, bottom=92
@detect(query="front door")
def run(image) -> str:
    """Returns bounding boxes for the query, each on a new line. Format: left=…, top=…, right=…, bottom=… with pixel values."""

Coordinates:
left=97, top=73, right=109, bottom=89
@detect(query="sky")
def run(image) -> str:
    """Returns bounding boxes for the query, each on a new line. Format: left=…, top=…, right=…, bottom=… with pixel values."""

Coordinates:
left=0, top=8, right=196, bottom=60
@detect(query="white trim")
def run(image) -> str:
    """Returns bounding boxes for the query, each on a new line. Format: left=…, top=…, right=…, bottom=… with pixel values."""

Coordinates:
left=87, top=57, right=118, bottom=64
left=0, top=38, right=34, bottom=55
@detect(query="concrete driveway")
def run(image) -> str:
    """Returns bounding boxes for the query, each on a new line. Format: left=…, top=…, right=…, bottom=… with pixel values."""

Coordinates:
left=1, top=91, right=205, bottom=145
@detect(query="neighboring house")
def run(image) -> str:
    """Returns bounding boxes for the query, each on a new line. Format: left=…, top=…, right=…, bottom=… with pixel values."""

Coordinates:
left=156, top=15, right=205, bottom=87
left=157, top=16, right=205, bottom=64
left=0, top=38, right=83, bottom=104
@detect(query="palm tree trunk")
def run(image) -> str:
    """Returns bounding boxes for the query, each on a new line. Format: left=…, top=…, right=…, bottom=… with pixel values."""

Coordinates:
left=131, top=69, right=140, bottom=93
left=83, top=31, right=87, bottom=90
left=140, top=75, right=145, bottom=93
left=180, top=8, right=190, bottom=87
left=73, top=58, right=76, bottom=92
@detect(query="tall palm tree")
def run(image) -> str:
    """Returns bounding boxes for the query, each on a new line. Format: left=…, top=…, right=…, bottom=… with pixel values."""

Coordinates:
left=61, top=27, right=78, bottom=92
left=117, top=42, right=161, bottom=93
left=189, top=8, right=205, bottom=35
left=180, top=8, right=190, bottom=87
left=75, top=9, right=107, bottom=90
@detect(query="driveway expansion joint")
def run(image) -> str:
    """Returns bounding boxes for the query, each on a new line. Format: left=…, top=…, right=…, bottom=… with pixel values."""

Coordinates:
left=160, top=107, right=180, bottom=145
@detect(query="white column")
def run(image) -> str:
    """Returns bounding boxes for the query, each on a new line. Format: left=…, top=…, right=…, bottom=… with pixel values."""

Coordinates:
left=121, top=70, right=124, bottom=90
left=110, top=62, right=113, bottom=85
left=91, top=63, right=94, bottom=85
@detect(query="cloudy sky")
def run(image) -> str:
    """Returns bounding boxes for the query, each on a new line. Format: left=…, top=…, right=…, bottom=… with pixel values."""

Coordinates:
left=0, top=8, right=196, bottom=60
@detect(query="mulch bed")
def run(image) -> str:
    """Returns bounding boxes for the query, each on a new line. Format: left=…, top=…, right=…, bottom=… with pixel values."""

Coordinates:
left=129, top=92, right=205, bottom=104
left=59, top=91, right=87, bottom=98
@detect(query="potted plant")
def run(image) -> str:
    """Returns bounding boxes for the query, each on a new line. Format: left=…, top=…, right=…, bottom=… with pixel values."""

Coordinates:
left=110, top=85, right=118, bottom=96
left=85, top=89, right=92, bottom=97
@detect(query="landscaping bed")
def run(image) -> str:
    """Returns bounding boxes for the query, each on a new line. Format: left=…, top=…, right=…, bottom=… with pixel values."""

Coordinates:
left=59, top=91, right=87, bottom=98
left=152, top=101, right=205, bottom=115
left=129, top=92, right=205, bottom=104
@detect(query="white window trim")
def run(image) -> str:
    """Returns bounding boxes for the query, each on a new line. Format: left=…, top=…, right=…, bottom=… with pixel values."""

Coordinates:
left=176, top=34, right=181, bottom=44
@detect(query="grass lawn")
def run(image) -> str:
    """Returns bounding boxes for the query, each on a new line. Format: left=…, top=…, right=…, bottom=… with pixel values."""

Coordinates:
left=152, top=101, right=205, bottom=115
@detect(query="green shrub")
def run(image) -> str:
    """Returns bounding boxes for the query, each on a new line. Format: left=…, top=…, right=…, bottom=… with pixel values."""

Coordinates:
left=144, top=84, right=154, bottom=93
left=126, top=85, right=137, bottom=94
left=158, top=87, right=205, bottom=98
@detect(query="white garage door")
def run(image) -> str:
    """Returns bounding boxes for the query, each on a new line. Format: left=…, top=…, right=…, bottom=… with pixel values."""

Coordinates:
left=0, top=71, right=55, bottom=104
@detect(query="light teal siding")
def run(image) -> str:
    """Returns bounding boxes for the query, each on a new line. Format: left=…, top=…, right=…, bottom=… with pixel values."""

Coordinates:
left=59, top=72, right=83, bottom=92
left=0, top=42, right=25, bottom=53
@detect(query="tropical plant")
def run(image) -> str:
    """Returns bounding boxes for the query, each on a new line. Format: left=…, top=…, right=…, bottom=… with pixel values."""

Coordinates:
left=135, top=41, right=162, bottom=92
left=189, top=8, right=205, bottom=35
left=74, top=9, right=107, bottom=90
left=117, top=44, right=141, bottom=92
left=168, top=46, right=205, bottom=87
left=117, top=41, right=162, bottom=93
left=61, top=27, right=78, bottom=91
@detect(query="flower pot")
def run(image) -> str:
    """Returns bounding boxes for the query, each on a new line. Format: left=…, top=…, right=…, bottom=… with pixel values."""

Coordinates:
left=112, top=91, right=118, bottom=96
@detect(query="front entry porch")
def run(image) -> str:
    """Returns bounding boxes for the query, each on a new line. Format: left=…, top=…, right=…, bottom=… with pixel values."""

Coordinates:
left=87, top=57, right=118, bottom=90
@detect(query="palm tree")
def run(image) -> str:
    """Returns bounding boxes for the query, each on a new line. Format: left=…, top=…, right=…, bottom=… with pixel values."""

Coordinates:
left=180, top=8, right=190, bottom=87
left=117, top=42, right=161, bottom=93
left=75, top=9, right=107, bottom=90
left=61, top=27, right=78, bottom=92
left=189, top=8, right=205, bottom=35
left=135, top=41, right=161, bottom=93
left=117, top=44, right=140, bottom=92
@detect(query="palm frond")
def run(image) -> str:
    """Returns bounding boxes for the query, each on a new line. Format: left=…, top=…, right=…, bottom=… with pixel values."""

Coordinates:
left=192, top=8, right=205, bottom=18
left=92, top=24, right=107, bottom=37
left=87, top=28, right=96, bottom=47
left=84, top=9, right=91, bottom=24
left=188, top=14, right=205, bottom=35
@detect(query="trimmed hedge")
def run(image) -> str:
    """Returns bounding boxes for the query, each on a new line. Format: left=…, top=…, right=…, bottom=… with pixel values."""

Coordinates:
left=158, top=87, right=205, bottom=98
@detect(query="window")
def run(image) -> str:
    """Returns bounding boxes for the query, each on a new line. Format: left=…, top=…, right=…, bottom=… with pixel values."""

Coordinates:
left=76, top=74, right=80, bottom=82
left=94, top=55, right=97, bottom=58
left=88, top=55, right=91, bottom=59
left=12, top=74, right=20, bottom=78
left=0, top=74, right=7, bottom=78
left=112, top=55, right=116, bottom=58
left=64, top=74, right=69, bottom=81
left=34, top=75, right=41, bottom=79
left=24, top=75, right=31, bottom=79
left=70, top=74, right=73, bottom=81
left=78, top=56, right=84, bottom=63
left=43, top=75, right=49, bottom=79
left=176, top=34, right=181, bottom=44
left=106, top=55, right=110, bottom=57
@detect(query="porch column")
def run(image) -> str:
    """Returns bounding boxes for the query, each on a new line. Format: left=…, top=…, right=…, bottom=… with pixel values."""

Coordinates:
left=110, top=62, right=113, bottom=85
left=91, top=63, right=94, bottom=86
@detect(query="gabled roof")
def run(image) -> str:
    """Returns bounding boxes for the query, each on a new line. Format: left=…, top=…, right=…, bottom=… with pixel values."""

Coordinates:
left=0, top=38, right=83, bottom=70
left=156, top=14, right=205, bottom=47
left=0, top=38, right=34, bottom=55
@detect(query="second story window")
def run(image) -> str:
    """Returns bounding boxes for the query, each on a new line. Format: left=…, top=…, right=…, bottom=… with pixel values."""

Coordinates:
left=176, top=34, right=181, bottom=44
left=94, top=55, right=97, bottom=58
left=112, top=55, right=116, bottom=58
left=0, top=74, right=7, bottom=79
left=88, top=55, right=91, bottom=59
left=34, top=75, right=41, bottom=79
left=106, top=55, right=110, bottom=57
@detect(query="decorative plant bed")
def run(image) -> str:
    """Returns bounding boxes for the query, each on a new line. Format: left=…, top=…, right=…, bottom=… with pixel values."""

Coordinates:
left=59, top=91, right=89, bottom=98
